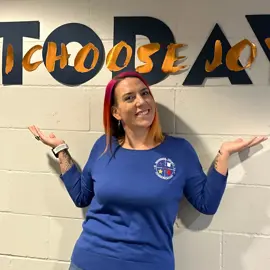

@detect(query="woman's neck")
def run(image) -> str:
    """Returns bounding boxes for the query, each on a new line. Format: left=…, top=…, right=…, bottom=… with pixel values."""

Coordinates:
left=121, top=128, right=155, bottom=150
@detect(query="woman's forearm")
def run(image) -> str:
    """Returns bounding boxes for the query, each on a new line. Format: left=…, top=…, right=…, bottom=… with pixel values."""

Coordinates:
left=58, top=150, right=75, bottom=174
left=212, top=149, right=230, bottom=176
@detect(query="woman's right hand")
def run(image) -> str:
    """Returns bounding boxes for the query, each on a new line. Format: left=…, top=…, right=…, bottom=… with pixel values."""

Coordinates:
left=28, top=125, right=65, bottom=148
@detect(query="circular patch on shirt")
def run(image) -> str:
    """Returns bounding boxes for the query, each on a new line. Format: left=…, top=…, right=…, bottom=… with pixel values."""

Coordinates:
left=154, top=157, right=176, bottom=180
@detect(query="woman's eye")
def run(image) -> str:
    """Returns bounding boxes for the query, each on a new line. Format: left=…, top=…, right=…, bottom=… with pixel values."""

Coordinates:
left=142, top=90, right=150, bottom=95
left=125, top=95, right=134, bottom=101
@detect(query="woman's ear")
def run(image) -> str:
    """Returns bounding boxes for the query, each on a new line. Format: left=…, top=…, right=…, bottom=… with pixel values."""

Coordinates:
left=111, top=105, right=121, bottom=121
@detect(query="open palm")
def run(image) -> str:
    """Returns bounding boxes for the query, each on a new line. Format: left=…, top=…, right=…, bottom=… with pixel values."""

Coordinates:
left=221, top=136, right=268, bottom=155
left=28, top=125, right=65, bottom=148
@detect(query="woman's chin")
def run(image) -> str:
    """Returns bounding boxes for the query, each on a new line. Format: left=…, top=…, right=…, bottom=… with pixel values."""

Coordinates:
left=134, top=119, right=153, bottom=129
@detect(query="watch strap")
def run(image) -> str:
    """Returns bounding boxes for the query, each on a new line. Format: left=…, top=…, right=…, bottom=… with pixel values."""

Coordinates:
left=52, top=143, right=69, bottom=158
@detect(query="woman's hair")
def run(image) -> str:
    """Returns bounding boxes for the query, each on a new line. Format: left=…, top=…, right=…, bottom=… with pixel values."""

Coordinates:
left=103, top=71, right=164, bottom=154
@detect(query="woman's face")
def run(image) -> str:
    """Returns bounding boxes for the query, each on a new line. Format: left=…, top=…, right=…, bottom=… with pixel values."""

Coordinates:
left=112, top=77, right=156, bottom=130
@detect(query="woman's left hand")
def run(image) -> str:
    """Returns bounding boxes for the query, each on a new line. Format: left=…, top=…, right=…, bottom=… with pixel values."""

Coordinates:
left=220, top=136, right=268, bottom=156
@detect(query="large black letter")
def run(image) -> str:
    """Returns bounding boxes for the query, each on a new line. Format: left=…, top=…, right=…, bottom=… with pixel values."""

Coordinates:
left=183, top=24, right=252, bottom=86
left=246, top=15, right=270, bottom=62
left=0, top=21, right=40, bottom=85
left=42, top=23, right=105, bottom=86
left=113, top=16, right=175, bottom=85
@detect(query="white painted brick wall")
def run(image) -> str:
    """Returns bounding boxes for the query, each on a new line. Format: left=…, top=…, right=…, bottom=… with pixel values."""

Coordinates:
left=1, top=0, right=270, bottom=269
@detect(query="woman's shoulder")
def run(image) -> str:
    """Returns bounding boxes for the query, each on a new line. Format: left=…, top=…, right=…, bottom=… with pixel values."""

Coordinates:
left=91, top=134, right=105, bottom=148
left=164, top=134, right=198, bottom=158
left=164, top=134, right=192, bottom=147
left=164, top=134, right=197, bottom=154
left=91, top=134, right=119, bottom=155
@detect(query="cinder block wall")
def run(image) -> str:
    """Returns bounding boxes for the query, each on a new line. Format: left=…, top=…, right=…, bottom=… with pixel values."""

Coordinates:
left=0, top=0, right=270, bottom=269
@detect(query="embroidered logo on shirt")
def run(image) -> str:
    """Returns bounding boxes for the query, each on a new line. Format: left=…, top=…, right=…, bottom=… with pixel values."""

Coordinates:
left=154, top=157, right=176, bottom=180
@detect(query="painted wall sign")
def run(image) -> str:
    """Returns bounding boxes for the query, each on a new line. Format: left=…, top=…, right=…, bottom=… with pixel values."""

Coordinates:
left=1, top=15, right=269, bottom=86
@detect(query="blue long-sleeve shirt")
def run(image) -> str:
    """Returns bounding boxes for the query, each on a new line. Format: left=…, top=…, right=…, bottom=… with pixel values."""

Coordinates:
left=61, top=134, right=227, bottom=270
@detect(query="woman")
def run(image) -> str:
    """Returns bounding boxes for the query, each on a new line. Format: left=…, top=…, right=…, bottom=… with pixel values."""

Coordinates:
left=28, top=71, right=267, bottom=270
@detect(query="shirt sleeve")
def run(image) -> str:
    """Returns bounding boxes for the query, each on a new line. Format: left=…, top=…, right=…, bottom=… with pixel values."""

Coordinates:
left=183, top=140, right=228, bottom=215
left=60, top=137, right=101, bottom=208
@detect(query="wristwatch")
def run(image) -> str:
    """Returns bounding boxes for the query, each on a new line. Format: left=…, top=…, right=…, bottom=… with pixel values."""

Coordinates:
left=52, top=143, right=69, bottom=158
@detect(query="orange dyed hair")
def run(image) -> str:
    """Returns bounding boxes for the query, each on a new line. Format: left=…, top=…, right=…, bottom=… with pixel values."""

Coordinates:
left=102, top=71, right=164, bottom=154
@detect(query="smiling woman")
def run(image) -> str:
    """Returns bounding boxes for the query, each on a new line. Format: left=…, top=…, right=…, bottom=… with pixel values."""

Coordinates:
left=28, top=71, right=267, bottom=270
left=103, top=72, right=164, bottom=153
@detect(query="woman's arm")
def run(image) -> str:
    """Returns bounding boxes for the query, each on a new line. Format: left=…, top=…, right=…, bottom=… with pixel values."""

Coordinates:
left=28, top=125, right=99, bottom=208
left=183, top=136, right=267, bottom=215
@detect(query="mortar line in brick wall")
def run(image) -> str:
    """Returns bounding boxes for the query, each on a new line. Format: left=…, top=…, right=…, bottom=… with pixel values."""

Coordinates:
left=173, top=88, right=176, bottom=133
left=89, top=96, right=92, bottom=132
left=0, top=127, right=104, bottom=133
left=0, top=84, right=85, bottom=89
left=48, top=216, right=52, bottom=259
left=85, top=84, right=268, bottom=89
left=173, top=132, right=270, bottom=137
left=227, top=183, right=270, bottom=189
left=0, top=253, right=70, bottom=263
left=204, top=229, right=270, bottom=238
left=0, top=84, right=183, bottom=89
left=220, top=232, right=224, bottom=270
left=160, top=132, right=270, bottom=137
left=0, top=169, right=60, bottom=175
left=89, top=85, right=177, bottom=89
left=0, top=210, right=84, bottom=221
